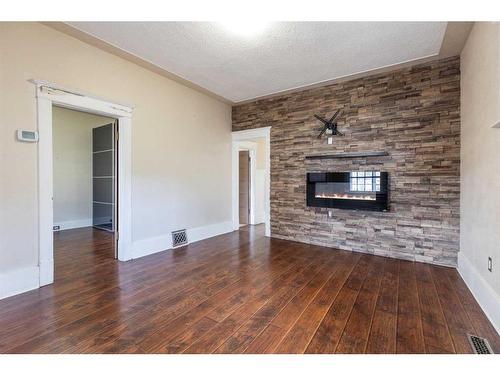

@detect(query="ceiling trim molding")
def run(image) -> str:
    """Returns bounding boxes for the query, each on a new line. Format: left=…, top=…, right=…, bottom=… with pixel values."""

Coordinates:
left=41, top=22, right=233, bottom=105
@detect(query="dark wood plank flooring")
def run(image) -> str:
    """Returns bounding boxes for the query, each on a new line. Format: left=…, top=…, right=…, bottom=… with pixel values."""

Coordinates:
left=0, top=225, right=498, bottom=354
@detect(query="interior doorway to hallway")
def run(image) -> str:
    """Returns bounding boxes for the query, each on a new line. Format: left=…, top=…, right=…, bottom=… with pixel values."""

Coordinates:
left=232, top=127, right=271, bottom=237
left=238, top=150, right=251, bottom=226
left=52, top=106, right=118, bottom=273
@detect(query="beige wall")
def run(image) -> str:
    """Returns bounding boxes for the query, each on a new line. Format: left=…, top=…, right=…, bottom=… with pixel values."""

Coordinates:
left=0, top=22, right=232, bottom=274
left=460, top=22, right=500, bottom=301
left=53, top=107, right=113, bottom=228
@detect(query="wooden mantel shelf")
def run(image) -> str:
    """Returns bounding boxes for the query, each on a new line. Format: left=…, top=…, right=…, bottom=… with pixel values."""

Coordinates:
left=305, top=151, right=389, bottom=160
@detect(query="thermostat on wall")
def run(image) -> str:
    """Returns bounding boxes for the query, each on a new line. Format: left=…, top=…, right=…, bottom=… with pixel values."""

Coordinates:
left=17, top=130, right=39, bottom=142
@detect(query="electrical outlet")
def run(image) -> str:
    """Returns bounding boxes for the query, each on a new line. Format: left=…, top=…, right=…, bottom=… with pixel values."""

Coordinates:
left=488, top=257, right=492, bottom=272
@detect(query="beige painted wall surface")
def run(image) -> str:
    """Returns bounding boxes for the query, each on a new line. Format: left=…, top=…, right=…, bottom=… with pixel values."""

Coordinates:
left=0, top=22, right=232, bottom=273
left=52, top=107, right=113, bottom=227
left=460, top=22, right=500, bottom=295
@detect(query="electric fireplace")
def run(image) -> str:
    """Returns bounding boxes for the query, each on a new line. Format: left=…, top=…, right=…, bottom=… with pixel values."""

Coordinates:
left=307, top=171, right=389, bottom=211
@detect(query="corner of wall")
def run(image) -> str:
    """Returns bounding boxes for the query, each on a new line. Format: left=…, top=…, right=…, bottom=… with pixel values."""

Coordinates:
left=458, top=252, right=500, bottom=334
left=0, top=266, right=40, bottom=300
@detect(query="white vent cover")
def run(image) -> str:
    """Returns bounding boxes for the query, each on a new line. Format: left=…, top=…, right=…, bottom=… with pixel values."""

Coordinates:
left=172, top=229, right=188, bottom=248
left=467, top=334, right=494, bottom=354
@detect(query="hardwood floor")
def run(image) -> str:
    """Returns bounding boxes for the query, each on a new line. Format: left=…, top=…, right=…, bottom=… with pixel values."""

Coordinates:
left=0, top=225, right=498, bottom=354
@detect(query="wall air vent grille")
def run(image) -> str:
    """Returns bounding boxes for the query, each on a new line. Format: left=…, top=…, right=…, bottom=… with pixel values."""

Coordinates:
left=467, top=334, right=494, bottom=354
left=172, top=229, right=188, bottom=248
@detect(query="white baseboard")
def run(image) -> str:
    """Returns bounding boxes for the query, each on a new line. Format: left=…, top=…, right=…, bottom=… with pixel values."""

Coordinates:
left=0, top=266, right=40, bottom=300
left=132, top=233, right=173, bottom=259
left=458, top=252, right=500, bottom=335
left=132, top=220, right=234, bottom=260
left=39, top=259, right=54, bottom=286
left=252, top=215, right=265, bottom=225
left=53, top=218, right=92, bottom=231
left=187, top=221, right=233, bottom=243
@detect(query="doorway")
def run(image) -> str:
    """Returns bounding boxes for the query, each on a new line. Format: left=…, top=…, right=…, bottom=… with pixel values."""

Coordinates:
left=239, top=150, right=250, bottom=226
left=52, top=107, right=118, bottom=269
left=33, top=80, right=133, bottom=287
left=232, top=127, right=271, bottom=237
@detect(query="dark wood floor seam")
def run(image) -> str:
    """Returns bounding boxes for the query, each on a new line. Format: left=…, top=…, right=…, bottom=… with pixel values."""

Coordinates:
left=217, top=252, right=339, bottom=353
left=133, top=248, right=312, bottom=353
left=361, top=259, right=388, bottom=354
left=301, top=255, right=364, bottom=353
left=245, top=254, right=356, bottom=353
left=429, top=266, right=457, bottom=354
left=392, top=260, right=400, bottom=353
left=70, top=243, right=309, bottom=353
left=334, top=256, right=385, bottom=354
left=413, top=263, right=427, bottom=354
left=182, top=251, right=327, bottom=353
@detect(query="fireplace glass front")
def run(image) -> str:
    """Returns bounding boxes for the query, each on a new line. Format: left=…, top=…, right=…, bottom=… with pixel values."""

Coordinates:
left=307, top=171, right=388, bottom=211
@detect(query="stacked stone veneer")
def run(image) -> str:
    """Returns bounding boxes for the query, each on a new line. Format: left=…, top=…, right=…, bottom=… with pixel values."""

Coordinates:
left=232, top=56, right=461, bottom=266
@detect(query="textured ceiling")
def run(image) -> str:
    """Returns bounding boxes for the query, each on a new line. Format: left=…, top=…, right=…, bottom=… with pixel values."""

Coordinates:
left=68, top=22, right=448, bottom=102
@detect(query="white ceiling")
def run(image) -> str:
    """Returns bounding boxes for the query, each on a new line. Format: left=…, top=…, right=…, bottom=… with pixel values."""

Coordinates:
left=68, top=22, right=449, bottom=103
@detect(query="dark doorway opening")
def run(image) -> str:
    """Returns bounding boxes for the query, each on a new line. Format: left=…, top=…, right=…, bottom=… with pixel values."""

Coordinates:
left=239, top=150, right=250, bottom=225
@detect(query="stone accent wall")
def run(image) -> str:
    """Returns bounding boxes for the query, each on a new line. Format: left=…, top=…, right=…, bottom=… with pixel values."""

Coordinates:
left=232, top=56, right=460, bottom=267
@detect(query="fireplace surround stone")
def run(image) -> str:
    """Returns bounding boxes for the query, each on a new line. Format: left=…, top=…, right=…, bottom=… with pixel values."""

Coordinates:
left=232, top=56, right=460, bottom=267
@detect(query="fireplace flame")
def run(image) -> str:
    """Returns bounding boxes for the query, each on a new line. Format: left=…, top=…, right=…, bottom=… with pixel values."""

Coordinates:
left=315, top=192, right=376, bottom=201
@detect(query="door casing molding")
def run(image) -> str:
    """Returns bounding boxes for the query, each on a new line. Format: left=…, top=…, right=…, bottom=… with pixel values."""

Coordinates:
left=231, top=127, right=271, bottom=237
left=31, top=79, right=133, bottom=287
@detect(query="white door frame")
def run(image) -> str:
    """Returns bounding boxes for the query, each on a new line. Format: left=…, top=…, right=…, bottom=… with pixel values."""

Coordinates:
left=232, top=127, right=271, bottom=237
left=31, top=80, right=133, bottom=287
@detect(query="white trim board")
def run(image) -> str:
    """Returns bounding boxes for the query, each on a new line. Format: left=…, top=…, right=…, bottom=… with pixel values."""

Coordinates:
left=32, top=79, right=134, bottom=290
left=53, top=219, right=92, bottom=231
left=232, top=127, right=271, bottom=237
left=253, top=169, right=266, bottom=224
left=458, top=252, right=500, bottom=335
left=0, top=266, right=40, bottom=300
left=132, top=221, right=233, bottom=260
